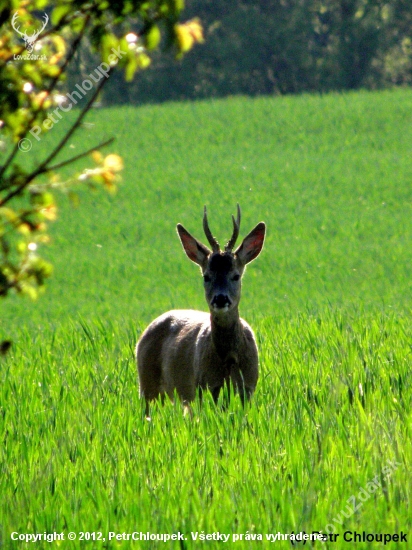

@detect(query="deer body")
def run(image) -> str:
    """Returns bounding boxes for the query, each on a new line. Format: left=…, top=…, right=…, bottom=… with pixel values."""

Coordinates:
left=137, top=309, right=258, bottom=404
left=136, top=206, right=265, bottom=415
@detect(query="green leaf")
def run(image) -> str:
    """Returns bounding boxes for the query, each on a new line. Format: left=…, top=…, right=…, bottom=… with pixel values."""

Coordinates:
left=101, top=33, right=119, bottom=64
left=172, top=0, right=185, bottom=12
left=30, top=191, right=54, bottom=208
left=125, top=55, right=138, bottom=81
left=51, top=4, right=72, bottom=26
left=144, top=25, right=161, bottom=50
left=137, top=52, right=151, bottom=70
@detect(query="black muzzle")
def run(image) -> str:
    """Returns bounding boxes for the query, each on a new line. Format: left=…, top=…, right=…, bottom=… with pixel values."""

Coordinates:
left=211, top=294, right=231, bottom=309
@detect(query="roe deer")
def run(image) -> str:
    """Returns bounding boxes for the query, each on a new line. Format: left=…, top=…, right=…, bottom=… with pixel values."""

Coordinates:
left=136, top=205, right=265, bottom=416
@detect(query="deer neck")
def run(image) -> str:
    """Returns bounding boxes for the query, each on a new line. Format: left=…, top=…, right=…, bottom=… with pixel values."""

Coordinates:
left=210, top=307, right=242, bottom=362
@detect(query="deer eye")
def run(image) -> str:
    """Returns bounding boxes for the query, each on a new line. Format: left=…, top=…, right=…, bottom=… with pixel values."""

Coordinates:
left=203, top=274, right=211, bottom=283
left=232, top=274, right=240, bottom=281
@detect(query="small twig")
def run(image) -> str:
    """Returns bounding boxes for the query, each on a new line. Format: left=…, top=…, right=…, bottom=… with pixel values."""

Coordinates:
left=34, top=69, right=112, bottom=175
left=43, top=137, right=115, bottom=174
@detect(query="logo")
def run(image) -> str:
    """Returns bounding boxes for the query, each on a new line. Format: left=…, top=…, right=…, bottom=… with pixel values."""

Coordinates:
left=12, top=11, right=48, bottom=53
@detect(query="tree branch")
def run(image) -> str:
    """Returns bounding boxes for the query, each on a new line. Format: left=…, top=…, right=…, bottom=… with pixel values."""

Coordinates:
left=0, top=67, right=113, bottom=207
left=44, top=137, right=115, bottom=174
left=0, top=14, right=91, bottom=182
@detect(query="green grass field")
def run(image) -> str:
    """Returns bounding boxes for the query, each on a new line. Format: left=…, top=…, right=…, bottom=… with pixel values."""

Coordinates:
left=1, top=89, right=412, bottom=548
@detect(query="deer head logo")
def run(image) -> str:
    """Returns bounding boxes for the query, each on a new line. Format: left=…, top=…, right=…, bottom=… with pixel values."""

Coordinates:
left=12, top=12, right=48, bottom=53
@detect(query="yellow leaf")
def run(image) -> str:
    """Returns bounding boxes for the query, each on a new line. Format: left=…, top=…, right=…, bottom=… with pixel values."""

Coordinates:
left=41, top=205, right=57, bottom=221
left=92, top=150, right=103, bottom=163
left=175, top=24, right=194, bottom=53
left=186, top=18, right=204, bottom=44
left=0, top=208, right=18, bottom=223
left=175, top=19, right=204, bottom=54
left=18, top=223, right=31, bottom=235
left=103, top=154, right=123, bottom=172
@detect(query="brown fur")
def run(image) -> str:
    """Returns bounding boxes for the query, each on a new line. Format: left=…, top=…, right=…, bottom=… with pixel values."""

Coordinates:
left=136, top=206, right=265, bottom=416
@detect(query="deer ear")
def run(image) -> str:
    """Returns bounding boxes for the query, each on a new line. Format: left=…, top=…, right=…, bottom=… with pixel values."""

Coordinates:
left=235, top=222, right=266, bottom=265
left=177, top=224, right=210, bottom=267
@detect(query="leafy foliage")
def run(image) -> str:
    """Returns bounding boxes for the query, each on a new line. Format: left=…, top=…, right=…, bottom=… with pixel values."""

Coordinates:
left=0, top=0, right=202, bottom=302
left=104, top=0, right=412, bottom=104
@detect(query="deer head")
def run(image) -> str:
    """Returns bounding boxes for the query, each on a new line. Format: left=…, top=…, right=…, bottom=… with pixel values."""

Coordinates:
left=12, top=12, right=48, bottom=53
left=177, top=205, right=265, bottom=317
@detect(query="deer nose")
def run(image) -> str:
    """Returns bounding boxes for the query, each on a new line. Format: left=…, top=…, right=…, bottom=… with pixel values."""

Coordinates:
left=211, top=294, right=231, bottom=309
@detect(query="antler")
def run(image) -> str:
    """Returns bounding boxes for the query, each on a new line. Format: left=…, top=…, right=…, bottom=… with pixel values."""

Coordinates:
left=225, top=204, right=241, bottom=252
left=26, top=13, right=49, bottom=43
left=12, top=12, right=48, bottom=52
left=11, top=12, right=25, bottom=38
left=203, top=206, right=220, bottom=253
left=38, top=13, right=49, bottom=36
